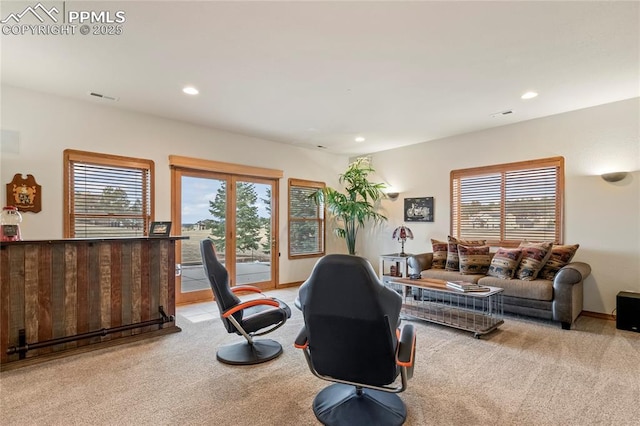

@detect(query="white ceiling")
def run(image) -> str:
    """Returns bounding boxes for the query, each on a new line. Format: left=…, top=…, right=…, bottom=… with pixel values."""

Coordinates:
left=1, top=1, right=638, bottom=155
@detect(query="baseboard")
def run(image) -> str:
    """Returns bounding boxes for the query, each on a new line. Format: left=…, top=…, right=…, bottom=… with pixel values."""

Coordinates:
left=580, top=311, right=615, bottom=321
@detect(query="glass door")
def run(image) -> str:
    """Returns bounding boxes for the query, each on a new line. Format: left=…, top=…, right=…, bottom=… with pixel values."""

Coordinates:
left=173, top=169, right=278, bottom=304
left=178, top=173, right=229, bottom=303
left=234, top=178, right=274, bottom=288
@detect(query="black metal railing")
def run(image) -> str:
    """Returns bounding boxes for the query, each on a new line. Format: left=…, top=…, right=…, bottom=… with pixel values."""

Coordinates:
left=7, top=306, right=174, bottom=359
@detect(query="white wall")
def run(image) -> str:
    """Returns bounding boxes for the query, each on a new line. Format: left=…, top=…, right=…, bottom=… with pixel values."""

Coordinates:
left=0, top=85, right=348, bottom=285
left=361, top=98, right=640, bottom=315
left=2, top=85, right=638, bottom=314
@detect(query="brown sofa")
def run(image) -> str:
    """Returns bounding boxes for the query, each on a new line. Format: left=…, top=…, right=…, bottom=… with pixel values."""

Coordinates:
left=407, top=252, right=591, bottom=329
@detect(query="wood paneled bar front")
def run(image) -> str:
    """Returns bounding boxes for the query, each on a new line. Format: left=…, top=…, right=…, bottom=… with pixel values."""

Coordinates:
left=0, top=236, right=185, bottom=371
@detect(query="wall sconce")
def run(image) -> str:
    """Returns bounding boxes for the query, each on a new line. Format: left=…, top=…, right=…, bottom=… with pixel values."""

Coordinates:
left=386, top=192, right=400, bottom=200
left=601, top=172, right=628, bottom=183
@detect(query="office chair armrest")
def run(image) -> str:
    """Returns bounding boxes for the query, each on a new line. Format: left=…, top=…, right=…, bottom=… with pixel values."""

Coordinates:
left=294, top=327, right=308, bottom=349
left=231, top=285, right=263, bottom=295
left=222, top=298, right=280, bottom=318
left=396, top=324, right=416, bottom=368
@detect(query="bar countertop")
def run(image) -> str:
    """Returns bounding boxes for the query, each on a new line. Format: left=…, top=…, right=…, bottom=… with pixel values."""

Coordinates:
left=0, top=236, right=189, bottom=245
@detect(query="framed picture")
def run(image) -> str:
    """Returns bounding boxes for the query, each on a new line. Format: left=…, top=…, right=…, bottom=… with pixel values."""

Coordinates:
left=404, top=197, right=434, bottom=222
left=149, top=221, right=172, bottom=237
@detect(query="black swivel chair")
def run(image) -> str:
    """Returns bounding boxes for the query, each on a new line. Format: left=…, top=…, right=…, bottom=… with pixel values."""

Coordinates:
left=295, top=254, right=417, bottom=426
left=200, top=239, right=291, bottom=365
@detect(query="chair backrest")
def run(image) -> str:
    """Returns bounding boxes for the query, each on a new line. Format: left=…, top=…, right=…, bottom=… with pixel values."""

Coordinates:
left=300, top=254, right=402, bottom=386
left=200, top=239, right=242, bottom=333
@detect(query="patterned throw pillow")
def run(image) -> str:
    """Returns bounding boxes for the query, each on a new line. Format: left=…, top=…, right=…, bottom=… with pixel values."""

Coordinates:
left=431, top=239, right=448, bottom=269
left=487, top=247, right=523, bottom=279
left=538, top=244, right=580, bottom=281
left=445, top=236, right=486, bottom=271
left=516, top=241, right=553, bottom=280
left=458, top=244, right=491, bottom=275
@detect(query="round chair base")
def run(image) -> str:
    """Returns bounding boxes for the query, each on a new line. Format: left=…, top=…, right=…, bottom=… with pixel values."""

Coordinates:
left=313, top=383, right=407, bottom=426
left=216, top=339, right=283, bottom=365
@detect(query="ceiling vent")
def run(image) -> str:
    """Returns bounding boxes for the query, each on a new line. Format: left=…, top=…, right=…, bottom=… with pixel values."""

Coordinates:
left=490, top=110, right=514, bottom=118
left=88, top=92, right=119, bottom=101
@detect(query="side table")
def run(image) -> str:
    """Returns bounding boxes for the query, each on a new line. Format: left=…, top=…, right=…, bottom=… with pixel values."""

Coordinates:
left=379, top=253, right=412, bottom=286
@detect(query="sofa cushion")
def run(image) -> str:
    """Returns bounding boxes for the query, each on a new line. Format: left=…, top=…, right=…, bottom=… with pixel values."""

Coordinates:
left=458, top=244, right=491, bottom=275
left=445, top=236, right=486, bottom=271
left=487, top=247, right=523, bottom=279
left=538, top=244, right=580, bottom=280
left=478, top=276, right=554, bottom=301
left=515, top=241, right=553, bottom=280
left=430, top=239, right=448, bottom=270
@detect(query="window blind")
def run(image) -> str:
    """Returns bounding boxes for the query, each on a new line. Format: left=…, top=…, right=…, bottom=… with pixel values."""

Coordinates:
left=289, top=179, right=325, bottom=258
left=451, top=157, right=563, bottom=245
left=64, top=150, right=153, bottom=238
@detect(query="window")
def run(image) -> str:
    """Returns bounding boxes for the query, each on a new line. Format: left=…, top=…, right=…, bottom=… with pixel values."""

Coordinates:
left=451, top=157, right=564, bottom=246
left=64, top=149, right=154, bottom=238
left=288, top=178, right=325, bottom=258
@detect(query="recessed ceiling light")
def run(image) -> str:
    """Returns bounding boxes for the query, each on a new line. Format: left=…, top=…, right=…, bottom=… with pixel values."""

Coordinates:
left=355, top=136, right=365, bottom=142
left=521, top=91, right=538, bottom=100
left=183, top=86, right=199, bottom=95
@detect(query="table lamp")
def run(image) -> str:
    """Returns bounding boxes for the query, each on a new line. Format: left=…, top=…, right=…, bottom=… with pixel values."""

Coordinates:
left=392, top=225, right=413, bottom=256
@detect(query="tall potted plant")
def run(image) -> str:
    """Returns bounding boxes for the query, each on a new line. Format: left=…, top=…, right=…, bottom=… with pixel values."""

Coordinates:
left=314, top=157, right=387, bottom=255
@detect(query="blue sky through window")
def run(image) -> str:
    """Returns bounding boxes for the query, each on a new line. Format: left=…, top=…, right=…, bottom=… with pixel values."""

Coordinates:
left=181, top=176, right=270, bottom=225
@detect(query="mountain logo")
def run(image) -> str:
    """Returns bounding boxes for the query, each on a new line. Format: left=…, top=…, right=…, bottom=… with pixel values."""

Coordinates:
left=1, top=2, right=60, bottom=24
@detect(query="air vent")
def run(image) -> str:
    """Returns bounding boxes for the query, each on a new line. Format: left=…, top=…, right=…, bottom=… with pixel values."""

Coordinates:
left=490, top=110, right=514, bottom=118
left=89, top=92, right=119, bottom=101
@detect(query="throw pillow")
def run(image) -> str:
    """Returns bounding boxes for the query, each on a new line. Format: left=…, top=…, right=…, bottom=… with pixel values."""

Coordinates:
left=445, top=236, right=486, bottom=271
left=431, top=239, right=448, bottom=269
left=487, top=247, right=523, bottom=279
left=515, top=241, right=553, bottom=280
left=538, top=244, right=580, bottom=281
left=458, top=244, right=491, bottom=275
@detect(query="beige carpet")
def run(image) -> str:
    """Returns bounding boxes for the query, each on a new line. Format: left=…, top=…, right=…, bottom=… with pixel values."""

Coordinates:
left=1, top=287, right=639, bottom=426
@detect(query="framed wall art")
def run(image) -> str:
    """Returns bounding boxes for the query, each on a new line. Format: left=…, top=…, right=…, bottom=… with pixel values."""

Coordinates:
left=404, top=197, right=434, bottom=222
left=149, top=221, right=172, bottom=237
left=6, top=173, right=41, bottom=213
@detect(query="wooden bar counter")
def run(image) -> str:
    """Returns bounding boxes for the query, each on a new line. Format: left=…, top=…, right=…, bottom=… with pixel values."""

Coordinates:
left=0, top=237, right=185, bottom=371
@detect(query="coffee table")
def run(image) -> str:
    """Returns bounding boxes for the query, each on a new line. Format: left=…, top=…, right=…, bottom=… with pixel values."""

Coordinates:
left=387, top=277, right=504, bottom=338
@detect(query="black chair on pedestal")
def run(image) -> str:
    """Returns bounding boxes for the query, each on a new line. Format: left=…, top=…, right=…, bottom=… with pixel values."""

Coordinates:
left=295, top=254, right=417, bottom=426
left=200, top=239, right=291, bottom=365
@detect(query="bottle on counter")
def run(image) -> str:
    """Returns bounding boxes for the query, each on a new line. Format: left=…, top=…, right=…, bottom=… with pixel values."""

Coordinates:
left=1, top=206, right=22, bottom=242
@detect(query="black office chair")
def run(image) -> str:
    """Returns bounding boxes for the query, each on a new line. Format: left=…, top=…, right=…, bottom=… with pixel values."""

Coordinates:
left=200, top=239, right=291, bottom=365
left=295, top=254, right=416, bottom=426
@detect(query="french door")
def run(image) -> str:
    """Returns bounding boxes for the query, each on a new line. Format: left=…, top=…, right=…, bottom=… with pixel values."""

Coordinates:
left=170, top=157, right=281, bottom=304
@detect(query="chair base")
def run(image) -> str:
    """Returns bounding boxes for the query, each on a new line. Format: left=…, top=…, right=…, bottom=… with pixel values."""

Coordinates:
left=216, top=339, right=283, bottom=365
left=313, top=383, right=406, bottom=426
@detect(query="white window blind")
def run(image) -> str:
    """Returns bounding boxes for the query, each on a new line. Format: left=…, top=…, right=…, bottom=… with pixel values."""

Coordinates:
left=451, top=157, right=564, bottom=245
left=64, top=150, right=153, bottom=238
left=289, top=179, right=325, bottom=258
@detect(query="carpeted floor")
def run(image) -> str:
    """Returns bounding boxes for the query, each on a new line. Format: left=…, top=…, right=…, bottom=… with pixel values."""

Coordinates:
left=1, top=287, right=639, bottom=425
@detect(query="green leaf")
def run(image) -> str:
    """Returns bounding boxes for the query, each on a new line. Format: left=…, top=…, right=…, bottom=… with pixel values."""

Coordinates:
left=313, top=157, right=387, bottom=254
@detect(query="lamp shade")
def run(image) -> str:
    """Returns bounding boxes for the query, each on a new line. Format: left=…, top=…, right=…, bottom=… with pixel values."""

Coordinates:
left=392, top=225, right=413, bottom=242
left=393, top=225, right=413, bottom=256
left=601, top=172, right=628, bottom=183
